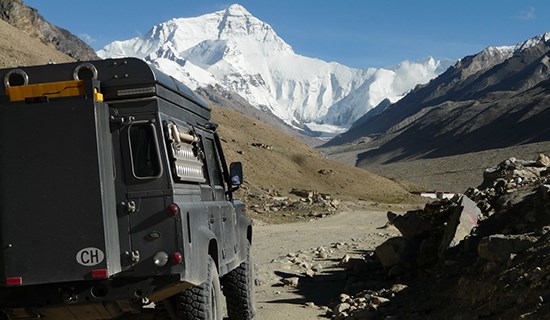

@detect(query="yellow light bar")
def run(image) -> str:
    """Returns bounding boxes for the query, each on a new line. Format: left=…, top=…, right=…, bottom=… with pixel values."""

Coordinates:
left=6, top=80, right=87, bottom=102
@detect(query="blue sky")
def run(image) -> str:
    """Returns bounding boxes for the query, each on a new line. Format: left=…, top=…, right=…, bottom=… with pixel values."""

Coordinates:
left=24, top=0, right=550, bottom=68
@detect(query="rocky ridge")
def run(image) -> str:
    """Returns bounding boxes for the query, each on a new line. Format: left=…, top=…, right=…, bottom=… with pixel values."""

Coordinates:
left=0, top=0, right=97, bottom=61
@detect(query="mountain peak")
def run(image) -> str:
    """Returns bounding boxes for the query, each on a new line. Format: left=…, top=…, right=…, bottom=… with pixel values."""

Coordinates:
left=224, top=4, right=252, bottom=17
left=211, top=4, right=293, bottom=54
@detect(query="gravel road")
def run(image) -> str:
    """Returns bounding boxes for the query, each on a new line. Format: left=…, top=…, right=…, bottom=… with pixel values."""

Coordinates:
left=250, top=207, right=401, bottom=319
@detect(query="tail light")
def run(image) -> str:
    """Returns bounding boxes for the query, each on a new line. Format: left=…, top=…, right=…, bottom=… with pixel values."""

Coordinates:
left=91, top=269, right=108, bottom=279
left=6, top=277, right=22, bottom=286
left=171, top=252, right=183, bottom=265
left=168, top=204, right=180, bottom=217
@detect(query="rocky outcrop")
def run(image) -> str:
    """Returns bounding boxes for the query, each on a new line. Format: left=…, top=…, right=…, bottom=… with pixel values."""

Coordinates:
left=332, top=154, right=550, bottom=319
left=374, top=194, right=481, bottom=273
left=0, top=0, right=97, bottom=61
left=478, top=234, right=538, bottom=264
left=239, top=185, right=343, bottom=223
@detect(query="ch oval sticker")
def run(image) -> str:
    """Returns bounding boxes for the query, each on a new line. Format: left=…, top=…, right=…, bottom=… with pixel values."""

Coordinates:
left=76, top=247, right=105, bottom=266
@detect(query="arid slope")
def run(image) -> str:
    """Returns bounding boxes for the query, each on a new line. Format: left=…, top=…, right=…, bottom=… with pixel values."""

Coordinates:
left=213, top=107, right=415, bottom=203
left=0, top=19, right=72, bottom=67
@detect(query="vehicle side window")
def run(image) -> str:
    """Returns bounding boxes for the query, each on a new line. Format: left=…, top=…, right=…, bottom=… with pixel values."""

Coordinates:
left=129, top=123, right=162, bottom=179
left=204, top=138, right=224, bottom=187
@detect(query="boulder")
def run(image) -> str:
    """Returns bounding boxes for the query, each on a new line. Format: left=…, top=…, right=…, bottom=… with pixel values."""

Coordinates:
left=439, top=195, right=481, bottom=255
left=281, top=277, right=300, bottom=286
left=375, top=237, right=418, bottom=270
left=478, top=234, right=538, bottom=263
left=387, top=210, right=433, bottom=240
left=534, top=153, right=550, bottom=167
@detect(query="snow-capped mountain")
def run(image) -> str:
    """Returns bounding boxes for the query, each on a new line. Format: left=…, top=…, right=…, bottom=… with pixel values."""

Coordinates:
left=98, top=4, right=451, bottom=135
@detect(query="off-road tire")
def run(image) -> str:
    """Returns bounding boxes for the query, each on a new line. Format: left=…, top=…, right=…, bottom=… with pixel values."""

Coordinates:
left=223, top=243, right=255, bottom=319
left=176, top=257, right=222, bottom=320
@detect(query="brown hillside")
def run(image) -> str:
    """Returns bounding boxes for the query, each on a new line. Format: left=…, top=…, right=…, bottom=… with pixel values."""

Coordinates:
left=212, top=106, right=415, bottom=204
left=0, top=19, right=72, bottom=67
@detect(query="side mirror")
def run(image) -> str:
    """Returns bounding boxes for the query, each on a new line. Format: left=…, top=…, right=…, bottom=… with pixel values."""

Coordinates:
left=230, top=162, right=243, bottom=189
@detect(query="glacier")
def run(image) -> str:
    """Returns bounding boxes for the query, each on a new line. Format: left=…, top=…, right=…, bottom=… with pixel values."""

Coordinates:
left=98, top=4, right=452, bottom=136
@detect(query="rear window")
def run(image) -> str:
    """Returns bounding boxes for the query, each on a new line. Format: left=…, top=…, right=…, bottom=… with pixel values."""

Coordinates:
left=129, top=123, right=162, bottom=179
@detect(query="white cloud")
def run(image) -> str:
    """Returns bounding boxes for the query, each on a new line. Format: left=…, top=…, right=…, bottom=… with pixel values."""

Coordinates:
left=79, top=33, right=97, bottom=45
left=515, top=7, right=536, bottom=21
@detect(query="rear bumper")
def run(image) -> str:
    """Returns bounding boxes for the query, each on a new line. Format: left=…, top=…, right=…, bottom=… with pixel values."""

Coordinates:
left=0, top=275, right=191, bottom=318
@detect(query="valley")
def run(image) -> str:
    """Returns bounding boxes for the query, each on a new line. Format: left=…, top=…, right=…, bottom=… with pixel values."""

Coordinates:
left=323, top=140, right=550, bottom=192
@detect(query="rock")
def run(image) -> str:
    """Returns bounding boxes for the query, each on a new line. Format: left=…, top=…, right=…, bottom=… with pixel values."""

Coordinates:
left=390, top=284, right=408, bottom=293
left=339, top=293, right=351, bottom=302
left=333, top=302, right=351, bottom=314
left=250, top=142, right=273, bottom=149
left=305, top=268, right=315, bottom=277
left=314, top=195, right=327, bottom=204
left=254, top=278, right=265, bottom=286
left=478, top=234, right=538, bottom=263
left=282, top=277, right=300, bottom=286
left=318, top=169, right=334, bottom=175
left=319, top=305, right=330, bottom=312
left=334, top=313, right=348, bottom=320
left=312, top=263, right=323, bottom=272
left=388, top=210, right=433, bottom=240
left=304, top=302, right=316, bottom=308
left=439, top=195, right=481, bottom=255
left=372, top=296, right=390, bottom=304
left=271, top=196, right=289, bottom=201
left=387, top=211, right=398, bottom=223
left=534, top=153, right=550, bottom=167
left=375, top=237, right=417, bottom=270
left=339, top=254, right=351, bottom=267
left=334, top=242, right=346, bottom=249
left=290, top=188, right=314, bottom=199
left=317, top=251, right=329, bottom=259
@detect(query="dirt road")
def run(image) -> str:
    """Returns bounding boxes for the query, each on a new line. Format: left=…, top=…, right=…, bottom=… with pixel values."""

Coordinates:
left=251, top=207, right=402, bottom=319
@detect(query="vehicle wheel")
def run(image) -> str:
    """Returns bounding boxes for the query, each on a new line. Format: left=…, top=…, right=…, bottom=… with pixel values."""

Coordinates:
left=223, top=243, right=256, bottom=320
left=176, top=256, right=222, bottom=320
